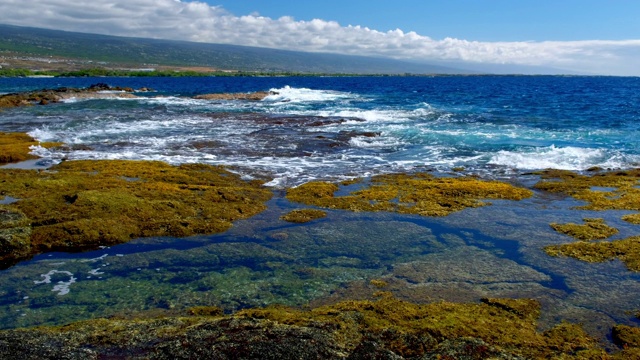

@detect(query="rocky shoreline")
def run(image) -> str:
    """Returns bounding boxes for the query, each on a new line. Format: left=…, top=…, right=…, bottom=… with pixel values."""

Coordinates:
left=0, top=83, right=272, bottom=109
left=3, top=84, right=640, bottom=357
left=1, top=295, right=639, bottom=359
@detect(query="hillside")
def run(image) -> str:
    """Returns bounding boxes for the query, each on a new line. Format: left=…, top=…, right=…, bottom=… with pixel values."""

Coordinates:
left=0, top=24, right=469, bottom=74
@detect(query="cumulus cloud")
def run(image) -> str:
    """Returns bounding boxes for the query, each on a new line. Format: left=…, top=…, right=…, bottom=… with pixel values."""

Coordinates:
left=0, top=0, right=638, bottom=75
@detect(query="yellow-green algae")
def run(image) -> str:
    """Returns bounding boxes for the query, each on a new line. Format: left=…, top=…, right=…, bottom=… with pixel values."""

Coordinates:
left=550, top=218, right=619, bottom=241
left=534, top=169, right=640, bottom=271
left=286, top=172, right=532, bottom=217
left=622, top=213, right=640, bottom=224
left=2, top=295, right=636, bottom=358
left=534, top=169, right=640, bottom=211
left=545, top=236, right=640, bottom=271
left=0, top=132, right=63, bottom=165
left=280, top=208, right=327, bottom=223
left=0, top=159, right=272, bottom=266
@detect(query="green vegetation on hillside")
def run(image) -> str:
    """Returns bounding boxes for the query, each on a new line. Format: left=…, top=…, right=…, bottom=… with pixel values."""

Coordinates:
left=0, top=24, right=466, bottom=74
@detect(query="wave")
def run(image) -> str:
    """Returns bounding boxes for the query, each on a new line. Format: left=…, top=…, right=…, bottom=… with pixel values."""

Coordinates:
left=488, top=145, right=638, bottom=170
left=263, top=86, right=355, bottom=104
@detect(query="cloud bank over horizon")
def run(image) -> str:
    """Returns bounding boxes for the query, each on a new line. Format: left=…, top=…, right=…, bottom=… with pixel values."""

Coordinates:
left=1, top=0, right=639, bottom=75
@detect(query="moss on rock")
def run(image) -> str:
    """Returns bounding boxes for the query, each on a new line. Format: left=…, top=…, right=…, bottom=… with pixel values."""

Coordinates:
left=0, top=160, right=272, bottom=267
left=286, top=173, right=532, bottom=217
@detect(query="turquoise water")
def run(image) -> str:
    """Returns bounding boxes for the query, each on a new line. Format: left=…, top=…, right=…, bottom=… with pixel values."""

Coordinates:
left=1, top=76, right=640, bottom=343
left=1, top=76, right=639, bottom=185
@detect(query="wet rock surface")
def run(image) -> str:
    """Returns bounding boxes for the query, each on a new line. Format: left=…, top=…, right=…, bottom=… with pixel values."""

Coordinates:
left=0, top=83, right=141, bottom=108
left=1, top=295, right=636, bottom=359
left=194, top=91, right=272, bottom=101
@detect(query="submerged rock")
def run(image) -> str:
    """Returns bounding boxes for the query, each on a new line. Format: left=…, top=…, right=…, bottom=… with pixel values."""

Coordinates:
left=280, top=208, right=327, bottom=223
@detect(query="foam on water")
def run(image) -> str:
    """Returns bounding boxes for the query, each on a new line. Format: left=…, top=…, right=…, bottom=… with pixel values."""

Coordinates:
left=488, top=145, right=637, bottom=170
left=264, top=85, right=355, bottom=104
left=4, top=78, right=638, bottom=187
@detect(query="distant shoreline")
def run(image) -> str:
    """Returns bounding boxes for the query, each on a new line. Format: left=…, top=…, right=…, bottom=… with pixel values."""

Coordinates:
left=0, top=68, right=628, bottom=78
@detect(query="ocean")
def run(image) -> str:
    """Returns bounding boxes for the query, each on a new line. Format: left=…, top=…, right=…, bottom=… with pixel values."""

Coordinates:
left=1, top=75, right=640, bottom=342
left=2, top=76, right=639, bottom=186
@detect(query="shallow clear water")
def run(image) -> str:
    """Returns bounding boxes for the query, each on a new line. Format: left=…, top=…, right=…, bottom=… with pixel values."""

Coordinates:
left=2, top=76, right=640, bottom=344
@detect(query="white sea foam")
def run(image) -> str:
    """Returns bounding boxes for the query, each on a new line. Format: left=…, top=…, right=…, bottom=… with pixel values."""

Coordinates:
left=291, top=106, right=434, bottom=124
left=34, top=270, right=76, bottom=296
left=488, top=145, right=625, bottom=170
left=264, top=86, right=354, bottom=104
left=349, top=135, right=403, bottom=149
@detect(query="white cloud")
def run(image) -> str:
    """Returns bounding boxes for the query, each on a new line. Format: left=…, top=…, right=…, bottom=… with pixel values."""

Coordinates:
left=0, top=0, right=639, bottom=75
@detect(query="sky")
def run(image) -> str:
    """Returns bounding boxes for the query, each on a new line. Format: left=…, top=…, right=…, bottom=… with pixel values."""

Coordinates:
left=0, top=0, right=639, bottom=75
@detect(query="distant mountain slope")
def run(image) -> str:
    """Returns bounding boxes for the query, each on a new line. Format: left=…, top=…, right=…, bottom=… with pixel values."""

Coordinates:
left=0, top=24, right=469, bottom=74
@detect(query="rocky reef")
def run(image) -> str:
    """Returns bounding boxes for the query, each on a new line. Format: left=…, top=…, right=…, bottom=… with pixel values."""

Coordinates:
left=0, top=83, right=142, bottom=108
left=0, top=159, right=272, bottom=267
left=2, top=294, right=637, bottom=359
left=194, top=91, right=272, bottom=101
left=286, top=172, right=533, bottom=217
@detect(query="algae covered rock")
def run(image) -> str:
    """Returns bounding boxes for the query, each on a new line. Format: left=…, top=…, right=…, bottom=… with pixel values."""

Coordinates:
left=0, top=295, right=622, bottom=359
left=550, top=218, right=619, bottom=241
left=534, top=169, right=640, bottom=211
left=0, top=206, right=32, bottom=264
left=545, top=236, right=640, bottom=271
left=535, top=169, right=640, bottom=271
left=0, top=160, right=272, bottom=267
left=286, top=173, right=532, bottom=217
left=0, top=132, right=62, bottom=165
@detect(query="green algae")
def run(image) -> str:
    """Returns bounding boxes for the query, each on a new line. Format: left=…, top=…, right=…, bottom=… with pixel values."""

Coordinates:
left=0, top=132, right=63, bottom=165
left=0, top=160, right=272, bottom=266
left=286, top=172, right=532, bottom=217
left=280, top=208, right=327, bottom=223
left=550, top=218, right=619, bottom=240
left=1, top=295, right=631, bottom=359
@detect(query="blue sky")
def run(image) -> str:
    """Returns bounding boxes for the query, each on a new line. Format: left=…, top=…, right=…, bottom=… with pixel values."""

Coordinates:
left=0, top=0, right=639, bottom=75
left=208, top=0, right=640, bottom=42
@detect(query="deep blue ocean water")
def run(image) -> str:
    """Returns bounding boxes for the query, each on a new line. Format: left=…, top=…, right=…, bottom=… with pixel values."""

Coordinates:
left=2, top=76, right=640, bottom=342
left=1, top=75, right=639, bottom=186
